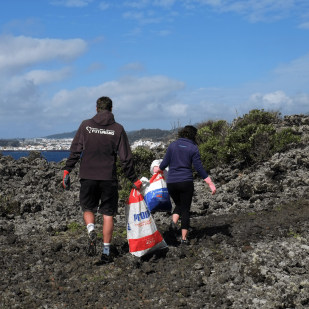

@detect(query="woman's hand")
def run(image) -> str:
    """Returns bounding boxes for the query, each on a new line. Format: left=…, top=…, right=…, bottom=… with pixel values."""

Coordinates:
left=204, top=176, right=216, bottom=195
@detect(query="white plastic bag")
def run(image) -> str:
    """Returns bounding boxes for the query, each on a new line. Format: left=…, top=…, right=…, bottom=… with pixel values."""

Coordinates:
left=125, top=188, right=167, bottom=257
left=150, top=159, right=163, bottom=174
left=144, top=172, right=172, bottom=212
left=150, top=159, right=168, bottom=179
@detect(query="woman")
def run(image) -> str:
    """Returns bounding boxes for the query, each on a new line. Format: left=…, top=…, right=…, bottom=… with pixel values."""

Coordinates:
left=157, top=125, right=216, bottom=244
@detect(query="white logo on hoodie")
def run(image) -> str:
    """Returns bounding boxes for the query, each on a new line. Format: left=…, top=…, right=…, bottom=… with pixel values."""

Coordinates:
left=86, top=126, right=115, bottom=135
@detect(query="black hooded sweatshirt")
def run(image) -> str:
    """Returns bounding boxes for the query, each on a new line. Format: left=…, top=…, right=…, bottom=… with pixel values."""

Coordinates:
left=65, top=110, right=137, bottom=182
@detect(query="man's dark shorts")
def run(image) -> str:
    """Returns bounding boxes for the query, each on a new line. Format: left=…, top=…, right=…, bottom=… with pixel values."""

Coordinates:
left=80, top=179, right=118, bottom=216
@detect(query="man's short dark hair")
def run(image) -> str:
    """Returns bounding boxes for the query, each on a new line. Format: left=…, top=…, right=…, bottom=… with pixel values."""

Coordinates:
left=178, top=125, right=198, bottom=142
left=96, top=96, right=113, bottom=112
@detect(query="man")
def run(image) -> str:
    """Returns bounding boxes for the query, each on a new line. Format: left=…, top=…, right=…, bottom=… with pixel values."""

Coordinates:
left=62, top=96, right=141, bottom=263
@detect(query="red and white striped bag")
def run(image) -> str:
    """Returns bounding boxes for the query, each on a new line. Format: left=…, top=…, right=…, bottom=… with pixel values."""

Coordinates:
left=125, top=188, right=167, bottom=257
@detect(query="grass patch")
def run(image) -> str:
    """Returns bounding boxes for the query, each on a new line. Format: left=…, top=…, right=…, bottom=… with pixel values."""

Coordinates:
left=287, top=229, right=301, bottom=239
left=67, top=222, right=83, bottom=233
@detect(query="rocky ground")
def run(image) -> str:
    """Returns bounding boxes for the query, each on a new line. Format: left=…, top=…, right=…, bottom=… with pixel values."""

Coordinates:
left=1, top=115, right=309, bottom=309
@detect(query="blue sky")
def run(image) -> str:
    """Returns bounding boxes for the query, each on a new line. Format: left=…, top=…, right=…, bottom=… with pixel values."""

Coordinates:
left=0, top=0, right=309, bottom=138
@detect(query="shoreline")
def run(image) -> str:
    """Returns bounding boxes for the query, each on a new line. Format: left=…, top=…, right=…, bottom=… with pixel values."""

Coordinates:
left=1, top=149, right=69, bottom=152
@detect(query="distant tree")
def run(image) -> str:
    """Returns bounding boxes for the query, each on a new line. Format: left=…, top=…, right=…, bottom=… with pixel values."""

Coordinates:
left=0, top=139, right=20, bottom=147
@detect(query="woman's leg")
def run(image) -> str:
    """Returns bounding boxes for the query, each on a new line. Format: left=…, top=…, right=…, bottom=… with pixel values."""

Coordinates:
left=172, top=213, right=180, bottom=224
left=167, top=182, right=181, bottom=224
left=177, top=182, right=194, bottom=240
left=167, top=182, right=194, bottom=240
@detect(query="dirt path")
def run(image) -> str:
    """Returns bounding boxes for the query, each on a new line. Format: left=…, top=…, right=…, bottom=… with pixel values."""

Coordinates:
left=2, top=197, right=309, bottom=308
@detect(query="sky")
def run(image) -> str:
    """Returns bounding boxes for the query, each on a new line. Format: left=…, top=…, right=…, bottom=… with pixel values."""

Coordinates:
left=0, top=0, right=309, bottom=138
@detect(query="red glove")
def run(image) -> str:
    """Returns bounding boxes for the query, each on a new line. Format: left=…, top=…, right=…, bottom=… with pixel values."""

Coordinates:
left=204, top=176, right=216, bottom=195
left=62, top=170, right=70, bottom=190
left=133, top=179, right=142, bottom=190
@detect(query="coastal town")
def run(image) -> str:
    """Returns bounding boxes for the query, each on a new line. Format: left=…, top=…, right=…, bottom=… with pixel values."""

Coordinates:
left=0, top=138, right=73, bottom=151
left=0, top=137, right=164, bottom=151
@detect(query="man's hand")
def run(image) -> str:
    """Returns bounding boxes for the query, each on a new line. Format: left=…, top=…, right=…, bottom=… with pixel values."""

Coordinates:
left=62, top=170, right=71, bottom=190
left=204, top=176, right=216, bottom=195
left=133, top=179, right=142, bottom=190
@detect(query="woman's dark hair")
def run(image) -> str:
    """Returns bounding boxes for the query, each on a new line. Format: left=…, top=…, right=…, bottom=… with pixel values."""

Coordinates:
left=178, top=125, right=198, bottom=142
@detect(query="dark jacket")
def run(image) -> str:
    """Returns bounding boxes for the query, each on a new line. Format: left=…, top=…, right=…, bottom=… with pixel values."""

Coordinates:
left=65, top=110, right=137, bottom=182
left=159, top=138, right=208, bottom=183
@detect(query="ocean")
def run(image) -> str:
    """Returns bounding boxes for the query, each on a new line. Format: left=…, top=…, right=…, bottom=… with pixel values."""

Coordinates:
left=1, top=151, right=70, bottom=162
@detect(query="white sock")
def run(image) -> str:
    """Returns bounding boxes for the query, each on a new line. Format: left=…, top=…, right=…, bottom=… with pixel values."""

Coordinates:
left=87, top=223, right=95, bottom=234
left=103, top=243, right=110, bottom=255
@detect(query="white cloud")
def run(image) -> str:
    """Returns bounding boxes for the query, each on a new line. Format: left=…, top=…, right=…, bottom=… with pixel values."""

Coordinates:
left=123, top=11, right=144, bottom=21
left=268, top=53, right=309, bottom=92
left=86, top=62, right=105, bottom=73
left=247, top=91, right=309, bottom=115
left=123, top=10, right=163, bottom=24
left=274, top=53, right=309, bottom=75
left=154, top=0, right=177, bottom=7
left=1, top=67, right=71, bottom=100
left=120, top=62, right=145, bottom=72
left=44, top=75, right=185, bottom=126
left=125, top=0, right=177, bottom=9
left=50, top=0, right=93, bottom=8
left=0, top=35, right=88, bottom=135
left=156, top=29, right=172, bottom=36
left=122, top=0, right=305, bottom=24
left=249, top=90, right=293, bottom=110
left=0, top=35, right=87, bottom=71
left=165, top=103, right=188, bottom=117
left=299, top=22, right=309, bottom=29
left=124, top=0, right=150, bottom=9
left=99, top=2, right=110, bottom=10
left=24, top=68, right=72, bottom=85
left=0, top=78, right=40, bottom=118
left=2, top=18, right=43, bottom=36
left=193, top=0, right=297, bottom=22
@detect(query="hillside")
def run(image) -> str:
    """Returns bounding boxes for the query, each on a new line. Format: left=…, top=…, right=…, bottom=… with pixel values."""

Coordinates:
left=1, top=114, right=309, bottom=308
left=45, top=131, right=77, bottom=139
left=45, top=128, right=174, bottom=143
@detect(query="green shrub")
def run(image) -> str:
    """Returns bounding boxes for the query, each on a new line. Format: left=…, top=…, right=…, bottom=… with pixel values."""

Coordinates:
left=273, top=128, right=301, bottom=153
left=232, top=109, right=281, bottom=129
left=132, top=146, right=155, bottom=178
left=117, top=146, right=155, bottom=202
left=197, top=120, right=229, bottom=144
left=199, top=136, right=229, bottom=170
left=197, top=109, right=300, bottom=169
left=197, top=120, right=229, bottom=170
left=225, top=123, right=276, bottom=164
left=0, top=194, right=20, bottom=216
left=67, top=221, right=83, bottom=232
left=248, top=124, right=276, bottom=162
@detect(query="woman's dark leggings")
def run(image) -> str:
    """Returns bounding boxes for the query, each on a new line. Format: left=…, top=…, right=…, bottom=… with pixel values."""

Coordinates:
left=167, top=181, right=194, bottom=230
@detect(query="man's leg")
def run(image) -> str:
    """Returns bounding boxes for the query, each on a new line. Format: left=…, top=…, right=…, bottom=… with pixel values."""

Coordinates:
left=84, top=211, right=97, bottom=256
left=102, top=215, right=114, bottom=244
left=100, top=215, right=114, bottom=261
left=84, top=211, right=95, bottom=226
left=99, top=180, right=118, bottom=262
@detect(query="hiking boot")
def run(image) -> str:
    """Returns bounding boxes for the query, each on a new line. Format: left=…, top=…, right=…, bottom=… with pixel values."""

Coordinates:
left=87, top=230, right=97, bottom=256
left=100, top=253, right=114, bottom=264
left=169, top=221, right=178, bottom=233
left=180, top=239, right=189, bottom=246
